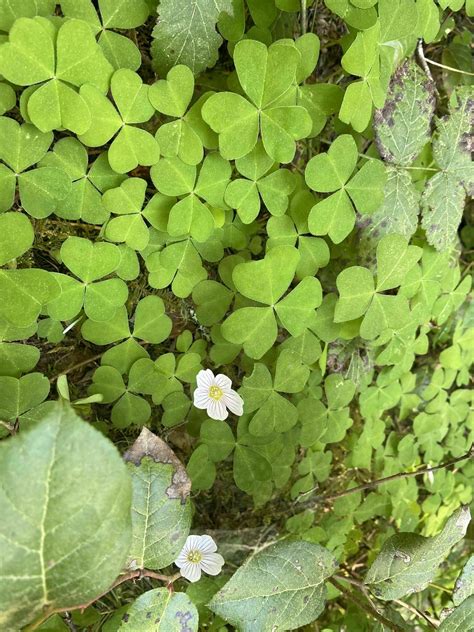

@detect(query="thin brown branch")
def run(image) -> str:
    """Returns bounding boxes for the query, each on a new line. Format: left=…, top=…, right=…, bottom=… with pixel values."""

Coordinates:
left=310, top=447, right=473, bottom=505
left=329, top=578, right=405, bottom=632
left=24, top=570, right=181, bottom=631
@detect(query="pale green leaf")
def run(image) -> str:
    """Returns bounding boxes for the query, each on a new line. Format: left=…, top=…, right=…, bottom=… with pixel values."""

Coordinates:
left=0, top=402, right=132, bottom=629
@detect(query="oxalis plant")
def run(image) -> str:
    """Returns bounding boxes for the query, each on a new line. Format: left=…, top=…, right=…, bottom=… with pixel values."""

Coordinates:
left=0, top=0, right=473, bottom=630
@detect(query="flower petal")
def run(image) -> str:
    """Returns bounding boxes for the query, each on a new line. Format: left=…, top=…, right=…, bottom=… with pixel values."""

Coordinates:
left=185, top=535, right=202, bottom=551
left=201, top=552, right=225, bottom=576
left=214, top=373, right=232, bottom=390
left=180, top=561, right=202, bottom=583
left=196, top=369, right=215, bottom=389
left=207, top=398, right=228, bottom=421
left=196, top=534, right=217, bottom=554
left=193, top=387, right=211, bottom=409
left=222, top=389, right=244, bottom=416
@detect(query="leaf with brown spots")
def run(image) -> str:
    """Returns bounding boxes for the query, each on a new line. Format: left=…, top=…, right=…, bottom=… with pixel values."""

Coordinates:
left=124, top=428, right=192, bottom=571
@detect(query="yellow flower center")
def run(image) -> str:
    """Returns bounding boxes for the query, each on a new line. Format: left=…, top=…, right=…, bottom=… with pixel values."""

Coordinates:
left=187, top=550, right=203, bottom=563
left=209, top=385, right=223, bottom=400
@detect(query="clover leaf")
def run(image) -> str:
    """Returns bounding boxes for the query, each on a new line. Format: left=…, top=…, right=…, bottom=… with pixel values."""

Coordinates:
left=221, top=246, right=322, bottom=358
left=0, top=268, right=60, bottom=327
left=81, top=296, right=172, bottom=350
left=339, top=22, right=382, bottom=133
left=202, top=39, right=312, bottom=162
left=224, top=142, right=296, bottom=223
left=335, top=234, right=422, bottom=339
left=149, top=65, right=204, bottom=166
left=305, top=134, right=386, bottom=243
left=0, top=341, right=40, bottom=378
left=61, top=0, right=149, bottom=70
left=0, top=117, right=71, bottom=217
left=102, top=177, right=167, bottom=251
left=0, top=212, right=34, bottom=266
left=0, top=18, right=113, bottom=133
left=267, top=189, right=330, bottom=279
left=40, top=137, right=125, bottom=224
left=151, top=153, right=231, bottom=242
left=0, top=372, right=50, bottom=422
left=89, top=362, right=157, bottom=427
left=79, top=69, right=159, bottom=173
left=146, top=238, right=208, bottom=298
left=0, top=0, right=56, bottom=32
left=47, top=237, right=128, bottom=322
left=0, top=81, right=15, bottom=114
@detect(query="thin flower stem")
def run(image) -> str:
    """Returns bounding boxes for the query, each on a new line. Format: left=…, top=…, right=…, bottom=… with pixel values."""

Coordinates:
left=424, top=57, right=474, bottom=76
left=310, top=447, right=473, bottom=505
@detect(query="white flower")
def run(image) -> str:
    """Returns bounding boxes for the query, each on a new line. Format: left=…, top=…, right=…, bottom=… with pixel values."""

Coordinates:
left=193, top=369, right=244, bottom=420
left=175, top=534, right=224, bottom=583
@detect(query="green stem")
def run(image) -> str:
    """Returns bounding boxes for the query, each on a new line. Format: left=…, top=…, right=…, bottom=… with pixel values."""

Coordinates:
left=301, top=0, right=307, bottom=35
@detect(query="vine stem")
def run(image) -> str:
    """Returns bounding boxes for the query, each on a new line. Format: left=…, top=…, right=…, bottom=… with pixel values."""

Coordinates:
left=310, top=447, right=473, bottom=505
left=329, top=578, right=405, bottom=632
left=24, top=570, right=182, bottom=631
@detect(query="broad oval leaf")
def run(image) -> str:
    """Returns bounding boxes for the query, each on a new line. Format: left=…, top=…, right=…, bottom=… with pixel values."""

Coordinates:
left=118, top=587, right=199, bottom=631
left=0, top=402, right=132, bottom=629
left=365, top=506, right=471, bottom=600
left=209, top=541, right=338, bottom=631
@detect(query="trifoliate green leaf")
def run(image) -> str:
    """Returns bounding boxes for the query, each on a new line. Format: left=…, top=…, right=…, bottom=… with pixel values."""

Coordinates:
left=0, top=18, right=113, bottom=133
left=79, top=69, right=158, bottom=173
left=305, top=134, right=386, bottom=242
left=0, top=117, right=70, bottom=217
left=0, top=372, right=49, bottom=421
left=0, top=269, right=60, bottom=327
left=202, top=39, right=312, bottom=162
